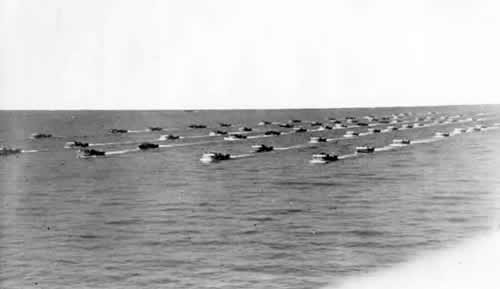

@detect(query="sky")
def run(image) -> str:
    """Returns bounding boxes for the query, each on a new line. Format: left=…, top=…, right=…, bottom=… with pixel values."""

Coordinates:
left=1, top=0, right=499, bottom=109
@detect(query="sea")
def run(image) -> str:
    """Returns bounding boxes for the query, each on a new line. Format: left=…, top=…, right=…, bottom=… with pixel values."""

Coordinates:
left=1, top=105, right=500, bottom=289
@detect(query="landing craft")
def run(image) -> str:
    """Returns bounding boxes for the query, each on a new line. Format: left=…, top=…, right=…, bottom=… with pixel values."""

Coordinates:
left=310, top=153, right=338, bottom=164
left=138, top=143, right=159, bottom=151
left=209, top=130, right=228, bottom=136
left=434, top=132, right=450, bottom=138
left=309, top=137, right=327, bottom=143
left=148, top=127, right=163, bottom=132
left=200, top=152, right=231, bottom=163
left=31, top=133, right=53, bottom=139
left=356, top=146, right=375, bottom=153
left=159, top=134, right=181, bottom=141
left=78, top=149, right=106, bottom=158
left=238, top=126, right=253, bottom=132
left=224, top=134, right=247, bottom=141
left=343, top=131, right=359, bottom=138
left=264, top=130, right=281, bottom=136
left=65, top=141, right=89, bottom=149
left=391, top=139, right=411, bottom=146
left=0, top=147, right=22, bottom=156
left=251, top=144, right=274, bottom=153
left=293, top=127, right=307, bottom=133
left=110, top=129, right=128, bottom=134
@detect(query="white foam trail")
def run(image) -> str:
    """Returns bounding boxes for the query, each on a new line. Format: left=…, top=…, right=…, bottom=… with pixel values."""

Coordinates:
left=105, top=148, right=140, bottom=155
left=128, top=129, right=150, bottom=133
left=274, top=144, right=310, bottom=150
left=247, top=134, right=271, bottom=139
left=338, top=153, right=357, bottom=160
left=230, top=153, right=254, bottom=159
left=325, top=231, right=500, bottom=289
left=21, top=149, right=39, bottom=153
left=374, top=146, right=396, bottom=152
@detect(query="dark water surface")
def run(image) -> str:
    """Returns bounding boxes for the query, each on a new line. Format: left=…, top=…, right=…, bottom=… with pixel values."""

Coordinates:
left=1, top=106, right=500, bottom=289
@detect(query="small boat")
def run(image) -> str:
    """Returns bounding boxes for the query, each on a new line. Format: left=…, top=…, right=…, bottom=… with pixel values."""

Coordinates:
left=331, top=120, right=342, bottom=124
left=64, top=141, right=89, bottom=149
left=189, top=124, right=207, bottom=129
left=110, top=129, right=128, bottom=134
left=78, top=149, right=105, bottom=158
left=293, top=127, right=307, bottom=133
left=208, top=130, right=228, bottom=136
left=384, top=126, right=398, bottom=131
left=310, top=121, right=322, bottom=126
left=278, top=123, right=294, bottom=128
left=309, top=153, right=338, bottom=164
left=200, top=152, right=231, bottom=163
left=356, top=146, right=375, bottom=153
left=159, top=134, right=181, bottom=141
left=434, top=132, right=450, bottom=137
left=334, top=123, right=347, bottom=128
left=452, top=128, right=466, bottom=134
left=357, top=122, right=369, bottom=127
left=258, top=121, right=271, bottom=126
left=391, top=139, right=411, bottom=146
left=239, top=126, right=253, bottom=132
left=219, top=123, right=232, bottom=127
left=252, top=144, right=274, bottom=153
left=138, top=142, right=159, bottom=151
left=309, top=137, right=327, bottom=143
left=224, top=134, right=247, bottom=141
left=288, top=119, right=302, bottom=123
left=31, top=133, right=53, bottom=139
left=343, top=131, right=359, bottom=137
left=317, top=125, right=332, bottom=130
left=367, top=128, right=381, bottom=133
left=148, top=127, right=163, bottom=132
left=0, top=147, right=22, bottom=156
left=264, top=130, right=281, bottom=136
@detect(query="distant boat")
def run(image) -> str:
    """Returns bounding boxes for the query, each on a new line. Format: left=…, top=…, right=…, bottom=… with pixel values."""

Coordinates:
left=0, top=147, right=22, bottom=156
left=238, top=126, right=253, bottom=132
left=78, top=149, right=105, bottom=158
left=309, top=137, right=327, bottom=143
left=64, top=141, right=89, bottom=149
left=209, top=130, right=228, bottom=136
left=367, top=128, right=381, bottom=133
left=219, top=123, right=232, bottom=127
left=434, top=132, right=450, bottom=138
left=159, top=134, right=181, bottom=141
left=200, top=152, right=231, bottom=163
left=224, top=134, right=247, bottom=141
left=251, top=144, right=274, bottom=153
left=310, top=153, right=338, bottom=164
left=356, top=146, right=375, bottom=153
left=138, top=142, right=159, bottom=151
left=110, top=129, right=128, bottom=134
left=189, top=124, right=207, bottom=129
left=343, top=131, right=359, bottom=138
left=31, top=133, right=53, bottom=139
left=264, top=130, right=281, bottom=136
left=391, top=139, right=411, bottom=146
left=258, top=121, right=271, bottom=126
left=148, top=126, right=163, bottom=132
left=293, top=127, right=307, bottom=133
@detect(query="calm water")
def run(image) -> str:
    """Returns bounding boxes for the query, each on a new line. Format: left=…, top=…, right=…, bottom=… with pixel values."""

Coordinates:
left=1, top=105, right=500, bottom=289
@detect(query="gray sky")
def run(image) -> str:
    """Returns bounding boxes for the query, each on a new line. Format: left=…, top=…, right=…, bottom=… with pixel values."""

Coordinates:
left=1, top=0, right=499, bottom=109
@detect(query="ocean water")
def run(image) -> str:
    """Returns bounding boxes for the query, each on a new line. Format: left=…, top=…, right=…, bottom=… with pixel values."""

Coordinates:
left=1, top=105, right=500, bottom=289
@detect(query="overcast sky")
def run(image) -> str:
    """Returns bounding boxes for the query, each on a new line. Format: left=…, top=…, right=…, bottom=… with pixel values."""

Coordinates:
left=1, top=0, right=499, bottom=109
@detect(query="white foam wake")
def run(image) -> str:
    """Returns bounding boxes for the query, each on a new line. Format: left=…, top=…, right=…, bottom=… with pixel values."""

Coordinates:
left=324, top=231, right=500, bottom=289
